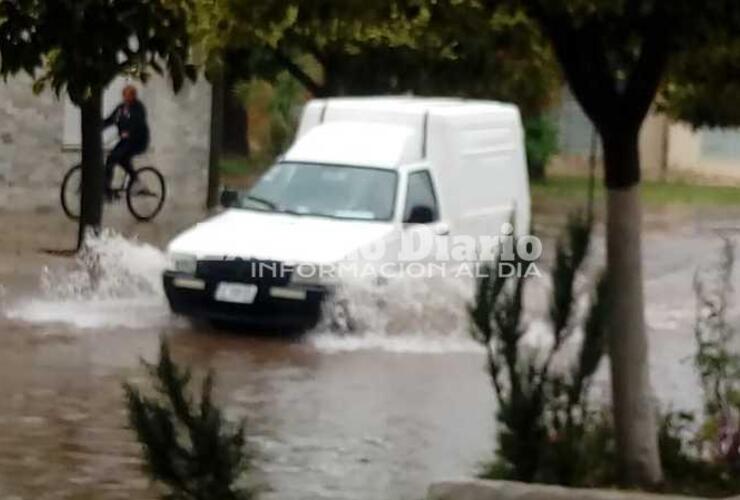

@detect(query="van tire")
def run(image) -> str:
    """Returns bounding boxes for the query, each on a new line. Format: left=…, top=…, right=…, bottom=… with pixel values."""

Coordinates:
left=328, top=299, right=357, bottom=334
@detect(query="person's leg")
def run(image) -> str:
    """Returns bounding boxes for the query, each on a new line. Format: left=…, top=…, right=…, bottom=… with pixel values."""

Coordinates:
left=124, top=143, right=148, bottom=187
left=119, top=146, right=137, bottom=180
left=105, top=142, right=126, bottom=194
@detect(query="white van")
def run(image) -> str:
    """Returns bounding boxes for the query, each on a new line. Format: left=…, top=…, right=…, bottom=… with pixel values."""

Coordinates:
left=163, top=97, right=530, bottom=329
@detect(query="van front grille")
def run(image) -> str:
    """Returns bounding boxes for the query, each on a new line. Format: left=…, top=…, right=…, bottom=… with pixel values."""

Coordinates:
left=196, top=259, right=293, bottom=286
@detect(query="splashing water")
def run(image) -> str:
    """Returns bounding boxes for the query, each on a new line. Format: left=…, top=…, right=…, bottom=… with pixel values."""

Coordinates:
left=305, top=263, right=597, bottom=359
left=43, top=231, right=166, bottom=300
left=4, top=230, right=174, bottom=330
left=3, top=231, right=498, bottom=352
left=309, top=273, right=484, bottom=354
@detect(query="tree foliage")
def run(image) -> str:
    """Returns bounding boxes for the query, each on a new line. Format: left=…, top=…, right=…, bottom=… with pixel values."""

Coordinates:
left=0, top=0, right=196, bottom=104
left=661, top=38, right=740, bottom=128
left=193, top=0, right=559, bottom=115
left=518, top=0, right=740, bottom=185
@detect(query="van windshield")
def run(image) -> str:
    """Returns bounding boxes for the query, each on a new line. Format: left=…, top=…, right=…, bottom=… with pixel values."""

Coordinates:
left=236, top=162, right=398, bottom=221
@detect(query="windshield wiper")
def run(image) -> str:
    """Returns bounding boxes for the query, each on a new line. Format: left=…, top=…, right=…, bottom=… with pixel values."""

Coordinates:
left=277, top=209, right=354, bottom=220
left=244, top=195, right=278, bottom=210
left=277, top=207, right=309, bottom=217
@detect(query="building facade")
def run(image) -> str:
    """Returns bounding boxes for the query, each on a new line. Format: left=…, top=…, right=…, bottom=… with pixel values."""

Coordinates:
left=555, top=89, right=740, bottom=182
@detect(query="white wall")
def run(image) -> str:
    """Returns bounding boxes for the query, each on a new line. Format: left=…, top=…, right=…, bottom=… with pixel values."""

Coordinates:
left=554, top=86, right=740, bottom=181
left=0, top=74, right=212, bottom=212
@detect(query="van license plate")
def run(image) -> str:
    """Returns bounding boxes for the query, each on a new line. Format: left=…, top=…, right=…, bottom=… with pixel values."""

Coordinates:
left=215, top=283, right=258, bottom=304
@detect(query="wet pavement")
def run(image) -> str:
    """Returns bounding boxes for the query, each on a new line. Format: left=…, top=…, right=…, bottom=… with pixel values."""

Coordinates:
left=0, top=202, right=739, bottom=500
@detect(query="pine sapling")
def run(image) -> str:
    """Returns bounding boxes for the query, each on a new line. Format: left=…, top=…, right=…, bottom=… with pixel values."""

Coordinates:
left=124, top=339, right=255, bottom=500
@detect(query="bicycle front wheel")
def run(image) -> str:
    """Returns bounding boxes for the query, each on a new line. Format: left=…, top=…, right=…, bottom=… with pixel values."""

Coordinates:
left=61, top=164, right=82, bottom=220
left=126, top=166, right=166, bottom=221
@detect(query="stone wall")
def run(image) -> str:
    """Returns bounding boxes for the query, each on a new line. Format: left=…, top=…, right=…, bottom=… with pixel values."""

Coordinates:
left=0, top=74, right=65, bottom=211
left=0, top=74, right=211, bottom=213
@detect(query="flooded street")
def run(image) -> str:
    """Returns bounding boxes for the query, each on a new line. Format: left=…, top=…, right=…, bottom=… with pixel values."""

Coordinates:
left=0, top=204, right=738, bottom=500
left=0, top=322, right=492, bottom=500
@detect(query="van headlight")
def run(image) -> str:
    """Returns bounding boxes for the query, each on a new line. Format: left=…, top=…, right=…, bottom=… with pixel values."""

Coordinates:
left=169, top=253, right=197, bottom=275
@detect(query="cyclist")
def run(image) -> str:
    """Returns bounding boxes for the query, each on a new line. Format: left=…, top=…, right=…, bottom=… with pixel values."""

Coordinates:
left=103, top=84, right=150, bottom=200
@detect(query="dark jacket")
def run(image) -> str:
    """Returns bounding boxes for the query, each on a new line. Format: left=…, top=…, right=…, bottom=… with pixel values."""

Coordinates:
left=104, top=100, right=150, bottom=149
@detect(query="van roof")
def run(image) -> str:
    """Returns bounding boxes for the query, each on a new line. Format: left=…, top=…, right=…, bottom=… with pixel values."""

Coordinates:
left=285, top=96, right=522, bottom=168
left=284, top=121, right=417, bottom=169
left=313, top=96, right=518, bottom=116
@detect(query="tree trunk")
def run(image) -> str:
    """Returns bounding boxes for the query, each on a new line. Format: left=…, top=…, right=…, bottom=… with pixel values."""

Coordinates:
left=602, top=132, right=663, bottom=486
left=77, top=88, right=104, bottom=250
left=207, top=68, right=225, bottom=210
left=222, top=70, right=248, bottom=156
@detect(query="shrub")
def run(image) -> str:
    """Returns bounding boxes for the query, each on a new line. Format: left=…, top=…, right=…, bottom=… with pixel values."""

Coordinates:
left=268, top=73, right=303, bottom=157
left=471, top=212, right=610, bottom=485
left=124, top=339, right=256, bottom=500
left=472, top=225, right=740, bottom=496
left=234, top=72, right=303, bottom=162
left=693, top=238, right=740, bottom=461
left=524, top=114, right=558, bottom=182
left=664, top=238, right=740, bottom=490
left=646, top=239, right=740, bottom=497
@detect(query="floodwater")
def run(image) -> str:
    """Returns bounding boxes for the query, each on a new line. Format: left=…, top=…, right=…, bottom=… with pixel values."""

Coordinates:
left=0, top=203, right=738, bottom=500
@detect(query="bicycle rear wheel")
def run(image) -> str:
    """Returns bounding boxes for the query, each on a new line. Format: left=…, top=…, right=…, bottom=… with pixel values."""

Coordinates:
left=126, top=166, right=166, bottom=221
left=61, top=164, right=82, bottom=220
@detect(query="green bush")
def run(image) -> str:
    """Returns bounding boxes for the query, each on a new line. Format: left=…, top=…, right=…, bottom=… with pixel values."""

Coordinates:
left=124, top=339, right=256, bottom=500
left=268, top=72, right=302, bottom=157
left=235, top=72, right=303, bottom=161
left=471, top=212, right=610, bottom=485
left=473, top=221, right=740, bottom=496
left=656, top=237, right=740, bottom=496
left=524, top=115, right=558, bottom=182
left=269, top=113, right=292, bottom=158
left=658, top=410, right=740, bottom=497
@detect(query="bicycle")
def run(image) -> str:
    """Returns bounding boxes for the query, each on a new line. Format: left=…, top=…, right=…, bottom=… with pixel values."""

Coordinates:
left=61, top=161, right=166, bottom=222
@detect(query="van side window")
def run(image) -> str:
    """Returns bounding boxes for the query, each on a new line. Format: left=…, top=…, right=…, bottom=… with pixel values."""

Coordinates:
left=404, top=170, right=439, bottom=223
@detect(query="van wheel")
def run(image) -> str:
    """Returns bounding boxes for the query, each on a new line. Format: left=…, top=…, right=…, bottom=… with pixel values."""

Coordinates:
left=328, top=299, right=357, bottom=334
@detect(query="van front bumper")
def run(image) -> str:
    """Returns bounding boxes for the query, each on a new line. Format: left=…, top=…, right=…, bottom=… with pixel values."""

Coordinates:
left=163, top=271, right=327, bottom=330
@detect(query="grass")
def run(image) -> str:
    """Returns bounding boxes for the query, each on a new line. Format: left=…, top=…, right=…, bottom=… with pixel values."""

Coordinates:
left=532, top=175, right=740, bottom=206
left=219, top=155, right=266, bottom=176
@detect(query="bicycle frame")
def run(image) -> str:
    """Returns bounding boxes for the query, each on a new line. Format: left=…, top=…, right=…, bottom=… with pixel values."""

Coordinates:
left=110, top=165, right=132, bottom=194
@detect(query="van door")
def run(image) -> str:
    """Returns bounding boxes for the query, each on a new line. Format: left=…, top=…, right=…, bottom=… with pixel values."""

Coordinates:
left=401, top=169, right=450, bottom=264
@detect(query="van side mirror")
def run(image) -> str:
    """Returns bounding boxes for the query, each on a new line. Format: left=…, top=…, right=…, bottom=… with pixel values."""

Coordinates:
left=405, top=205, right=435, bottom=224
left=220, top=189, right=239, bottom=208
